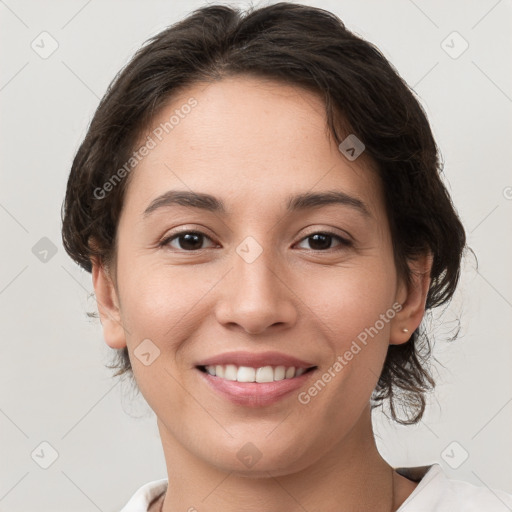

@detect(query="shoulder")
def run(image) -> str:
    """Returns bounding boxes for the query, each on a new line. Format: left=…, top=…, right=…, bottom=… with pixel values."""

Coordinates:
left=397, top=464, right=512, bottom=511
left=119, top=478, right=168, bottom=512
left=117, top=467, right=512, bottom=512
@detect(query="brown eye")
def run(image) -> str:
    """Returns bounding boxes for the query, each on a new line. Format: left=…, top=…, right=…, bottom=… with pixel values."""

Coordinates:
left=161, top=231, right=215, bottom=251
left=296, top=232, right=352, bottom=251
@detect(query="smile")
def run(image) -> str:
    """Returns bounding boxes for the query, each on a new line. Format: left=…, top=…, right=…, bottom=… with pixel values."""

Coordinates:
left=198, top=364, right=315, bottom=383
left=196, top=364, right=318, bottom=407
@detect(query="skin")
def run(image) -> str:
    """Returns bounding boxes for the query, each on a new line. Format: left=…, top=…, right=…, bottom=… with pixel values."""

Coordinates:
left=91, top=75, right=431, bottom=512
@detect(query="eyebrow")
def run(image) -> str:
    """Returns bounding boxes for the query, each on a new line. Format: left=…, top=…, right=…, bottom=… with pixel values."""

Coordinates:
left=143, top=190, right=370, bottom=218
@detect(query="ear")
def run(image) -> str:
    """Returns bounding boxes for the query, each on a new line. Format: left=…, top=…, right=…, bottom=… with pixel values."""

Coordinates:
left=90, top=256, right=127, bottom=349
left=389, top=252, right=433, bottom=345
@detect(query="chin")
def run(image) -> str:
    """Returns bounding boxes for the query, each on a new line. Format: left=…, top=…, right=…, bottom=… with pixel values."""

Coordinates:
left=202, top=436, right=316, bottom=477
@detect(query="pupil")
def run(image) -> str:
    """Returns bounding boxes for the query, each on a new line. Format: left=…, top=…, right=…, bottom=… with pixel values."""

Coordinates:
left=180, top=233, right=202, bottom=250
left=309, top=233, right=331, bottom=250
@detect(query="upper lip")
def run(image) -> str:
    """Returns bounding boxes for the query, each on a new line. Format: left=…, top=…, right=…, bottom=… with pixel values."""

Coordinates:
left=196, top=351, right=316, bottom=369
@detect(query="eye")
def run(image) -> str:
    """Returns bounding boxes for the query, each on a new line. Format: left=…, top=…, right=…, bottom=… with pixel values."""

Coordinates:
left=295, top=231, right=352, bottom=251
left=160, top=230, right=216, bottom=251
left=159, top=229, right=352, bottom=252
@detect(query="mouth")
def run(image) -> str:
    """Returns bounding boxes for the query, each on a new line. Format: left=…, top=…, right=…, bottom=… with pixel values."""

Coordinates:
left=195, top=361, right=318, bottom=407
left=196, top=364, right=317, bottom=383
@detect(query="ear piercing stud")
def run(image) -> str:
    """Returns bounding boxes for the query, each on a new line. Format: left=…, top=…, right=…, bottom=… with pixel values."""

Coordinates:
left=402, top=328, right=409, bottom=333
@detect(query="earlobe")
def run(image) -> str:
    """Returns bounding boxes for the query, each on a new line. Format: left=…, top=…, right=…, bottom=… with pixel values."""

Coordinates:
left=389, top=253, right=433, bottom=346
left=91, top=256, right=127, bottom=349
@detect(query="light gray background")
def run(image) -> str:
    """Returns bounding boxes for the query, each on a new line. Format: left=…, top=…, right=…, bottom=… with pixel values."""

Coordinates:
left=1, top=0, right=511, bottom=510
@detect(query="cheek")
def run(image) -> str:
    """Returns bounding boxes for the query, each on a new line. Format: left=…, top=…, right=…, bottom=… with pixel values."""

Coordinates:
left=301, top=261, right=397, bottom=340
left=120, top=263, right=215, bottom=338
left=118, top=264, right=206, bottom=415
left=118, top=245, right=397, bottom=355
left=298, top=263, right=396, bottom=404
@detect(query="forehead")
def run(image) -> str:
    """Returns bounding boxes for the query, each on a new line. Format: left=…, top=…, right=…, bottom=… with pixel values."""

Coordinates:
left=124, top=75, right=383, bottom=218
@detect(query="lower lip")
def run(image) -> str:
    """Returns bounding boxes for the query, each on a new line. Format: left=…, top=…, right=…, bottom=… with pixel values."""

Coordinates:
left=196, top=368, right=316, bottom=407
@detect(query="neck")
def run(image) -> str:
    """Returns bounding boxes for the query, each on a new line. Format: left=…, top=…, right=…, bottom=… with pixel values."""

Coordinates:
left=157, top=405, right=411, bottom=512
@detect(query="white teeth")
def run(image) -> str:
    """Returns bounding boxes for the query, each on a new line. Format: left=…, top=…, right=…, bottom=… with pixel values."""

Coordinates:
left=203, top=364, right=312, bottom=382
left=237, top=366, right=256, bottom=382
left=274, top=365, right=286, bottom=381
left=255, top=366, right=274, bottom=383
left=224, top=364, right=238, bottom=381
left=285, top=366, right=295, bottom=379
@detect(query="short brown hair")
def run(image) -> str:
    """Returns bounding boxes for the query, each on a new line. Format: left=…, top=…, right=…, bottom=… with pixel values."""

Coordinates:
left=61, top=2, right=466, bottom=424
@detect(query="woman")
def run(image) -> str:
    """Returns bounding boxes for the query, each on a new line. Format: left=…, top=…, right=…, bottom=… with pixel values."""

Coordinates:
left=61, top=3, right=512, bottom=511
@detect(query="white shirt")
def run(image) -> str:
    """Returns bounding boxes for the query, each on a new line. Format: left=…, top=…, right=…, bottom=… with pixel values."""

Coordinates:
left=119, top=464, right=512, bottom=511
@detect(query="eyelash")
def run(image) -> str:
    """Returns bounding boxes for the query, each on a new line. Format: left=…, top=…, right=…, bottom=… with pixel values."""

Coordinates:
left=158, top=229, right=353, bottom=252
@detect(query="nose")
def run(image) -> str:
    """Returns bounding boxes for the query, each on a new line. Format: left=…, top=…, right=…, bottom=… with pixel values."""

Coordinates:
left=215, top=244, right=298, bottom=335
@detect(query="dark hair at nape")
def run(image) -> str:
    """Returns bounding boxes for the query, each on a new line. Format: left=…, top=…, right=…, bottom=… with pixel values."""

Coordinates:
left=61, top=2, right=466, bottom=425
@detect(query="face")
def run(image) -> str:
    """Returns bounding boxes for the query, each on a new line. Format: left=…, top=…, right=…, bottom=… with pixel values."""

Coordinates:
left=94, top=75, right=425, bottom=476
